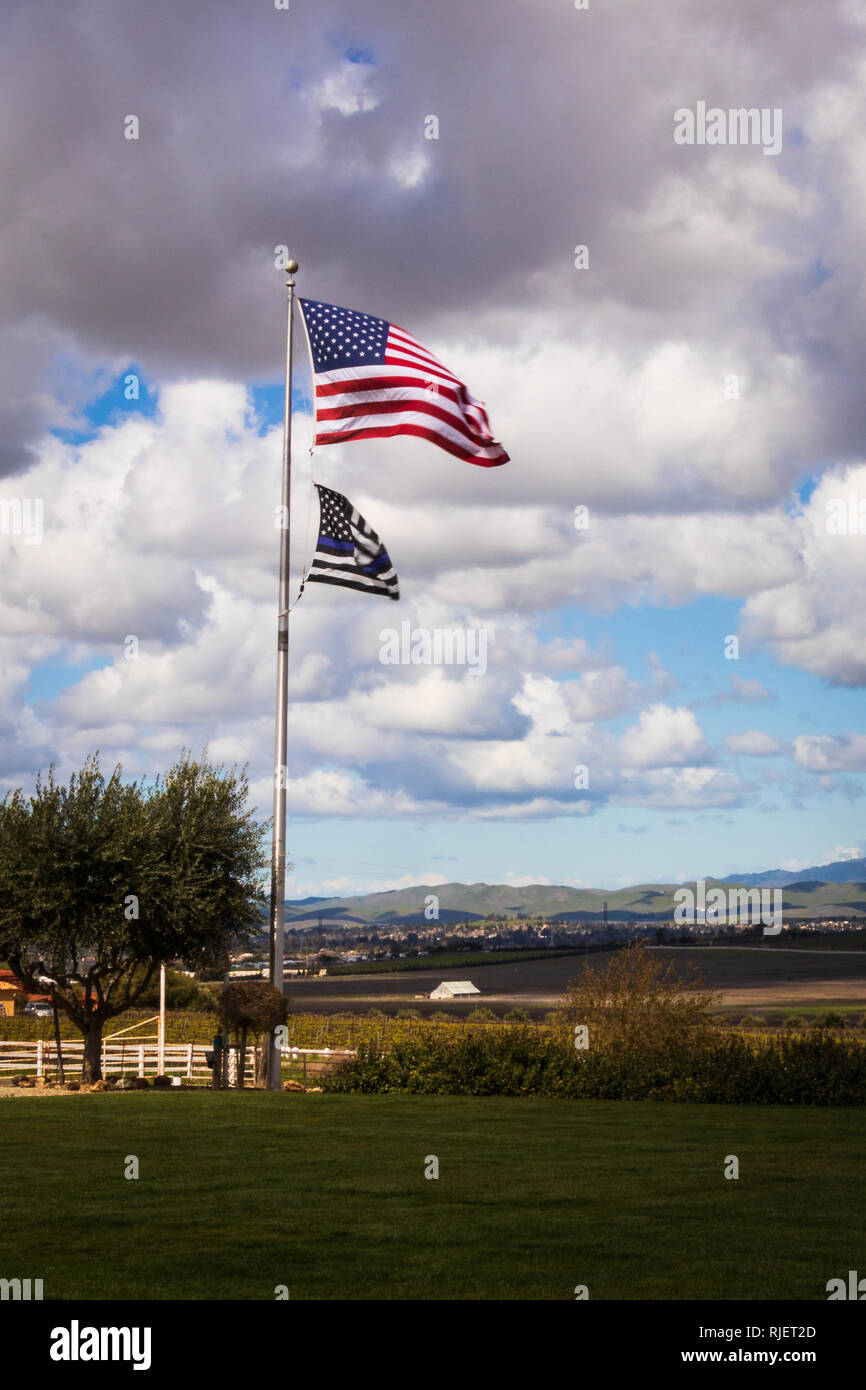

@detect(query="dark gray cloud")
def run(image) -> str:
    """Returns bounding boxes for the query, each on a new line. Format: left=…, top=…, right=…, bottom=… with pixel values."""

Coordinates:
left=2, top=0, right=865, bottom=476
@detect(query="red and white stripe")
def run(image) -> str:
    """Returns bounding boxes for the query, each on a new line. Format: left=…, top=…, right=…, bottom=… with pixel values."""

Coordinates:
left=312, top=323, right=509, bottom=467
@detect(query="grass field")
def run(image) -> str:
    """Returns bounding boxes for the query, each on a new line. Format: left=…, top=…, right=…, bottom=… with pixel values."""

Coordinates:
left=278, top=943, right=866, bottom=1016
left=0, top=1092, right=863, bottom=1300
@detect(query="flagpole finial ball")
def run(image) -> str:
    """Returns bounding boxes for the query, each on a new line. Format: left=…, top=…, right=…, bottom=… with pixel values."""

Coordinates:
left=285, top=260, right=299, bottom=275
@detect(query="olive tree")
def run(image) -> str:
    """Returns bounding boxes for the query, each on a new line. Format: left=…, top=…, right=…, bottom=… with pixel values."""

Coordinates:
left=0, top=751, right=268, bottom=1080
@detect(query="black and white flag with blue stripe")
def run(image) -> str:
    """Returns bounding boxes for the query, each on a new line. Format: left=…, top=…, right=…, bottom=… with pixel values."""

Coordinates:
left=304, top=484, right=399, bottom=600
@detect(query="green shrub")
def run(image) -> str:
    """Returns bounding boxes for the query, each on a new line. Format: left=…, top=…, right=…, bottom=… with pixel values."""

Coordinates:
left=133, top=966, right=217, bottom=1013
left=322, top=1026, right=866, bottom=1106
left=557, top=941, right=717, bottom=1054
left=396, top=1009, right=421, bottom=1020
left=813, top=1011, right=847, bottom=1030
left=785, top=1015, right=807, bottom=1030
left=504, top=1007, right=532, bottom=1022
left=467, top=1007, right=496, bottom=1022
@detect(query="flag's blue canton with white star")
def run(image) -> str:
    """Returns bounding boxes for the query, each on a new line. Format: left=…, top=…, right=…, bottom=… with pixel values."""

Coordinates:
left=298, top=295, right=509, bottom=466
left=303, top=299, right=388, bottom=373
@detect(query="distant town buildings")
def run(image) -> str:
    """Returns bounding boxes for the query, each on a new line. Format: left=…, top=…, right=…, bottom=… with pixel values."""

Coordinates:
left=219, top=913, right=864, bottom=983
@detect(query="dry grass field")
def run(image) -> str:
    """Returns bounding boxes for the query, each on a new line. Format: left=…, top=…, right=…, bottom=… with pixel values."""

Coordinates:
left=282, top=944, right=866, bottom=1018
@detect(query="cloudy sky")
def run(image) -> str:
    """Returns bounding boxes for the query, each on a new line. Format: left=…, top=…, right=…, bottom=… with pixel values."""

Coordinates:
left=2, top=0, right=866, bottom=900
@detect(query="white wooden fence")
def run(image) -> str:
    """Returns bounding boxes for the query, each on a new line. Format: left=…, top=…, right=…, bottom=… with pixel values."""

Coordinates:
left=0, top=1038, right=213, bottom=1081
left=0, top=1039, right=355, bottom=1084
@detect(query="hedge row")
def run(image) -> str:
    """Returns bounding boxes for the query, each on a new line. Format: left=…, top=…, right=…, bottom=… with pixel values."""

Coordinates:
left=321, top=1026, right=866, bottom=1105
left=326, top=947, right=588, bottom=976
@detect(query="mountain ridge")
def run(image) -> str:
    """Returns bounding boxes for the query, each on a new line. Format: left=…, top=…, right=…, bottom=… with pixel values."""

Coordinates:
left=284, top=859, right=866, bottom=925
left=717, top=857, right=866, bottom=887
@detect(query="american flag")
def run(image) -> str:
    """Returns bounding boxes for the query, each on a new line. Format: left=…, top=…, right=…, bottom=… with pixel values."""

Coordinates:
left=298, top=297, right=509, bottom=467
left=303, top=484, right=399, bottom=600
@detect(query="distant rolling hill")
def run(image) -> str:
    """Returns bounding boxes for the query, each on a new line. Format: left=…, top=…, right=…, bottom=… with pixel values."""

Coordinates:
left=284, top=875, right=866, bottom=926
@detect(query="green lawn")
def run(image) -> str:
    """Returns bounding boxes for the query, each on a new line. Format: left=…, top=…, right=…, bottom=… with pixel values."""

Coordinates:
left=0, top=1092, right=862, bottom=1300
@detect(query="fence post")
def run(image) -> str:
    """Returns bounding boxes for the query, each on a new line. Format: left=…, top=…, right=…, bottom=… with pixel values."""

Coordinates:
left=36, top=1039, right=43, bottom=1078
left=186, top=1043, right=193, bottom=1079
left=138, top=1044, right=145, bottom=1078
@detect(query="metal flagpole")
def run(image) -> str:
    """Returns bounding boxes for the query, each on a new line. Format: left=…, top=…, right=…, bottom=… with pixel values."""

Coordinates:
left=267, top=256, right=298, bottom=1090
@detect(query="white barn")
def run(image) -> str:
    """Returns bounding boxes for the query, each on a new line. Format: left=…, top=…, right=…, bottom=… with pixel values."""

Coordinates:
left=429, top=980, right=481, bottom=1000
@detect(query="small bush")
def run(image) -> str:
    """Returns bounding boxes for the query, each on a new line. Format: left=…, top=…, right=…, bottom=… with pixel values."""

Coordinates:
left=504, top=1007, right=532, bottom=1023
left=396, top=1009, right=421, bottom=1020
left=557, top=941, right=717, bottom=1054
left=467, top=1007, right=496, bottom=1022
left=813, top=1010, right=847, bottom=1030
left=745, top=1015, right=767, bottom=1028
left=785, top=1015, right=807, bottom=1030
left=152, top=1074, right=172, bottom=1088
